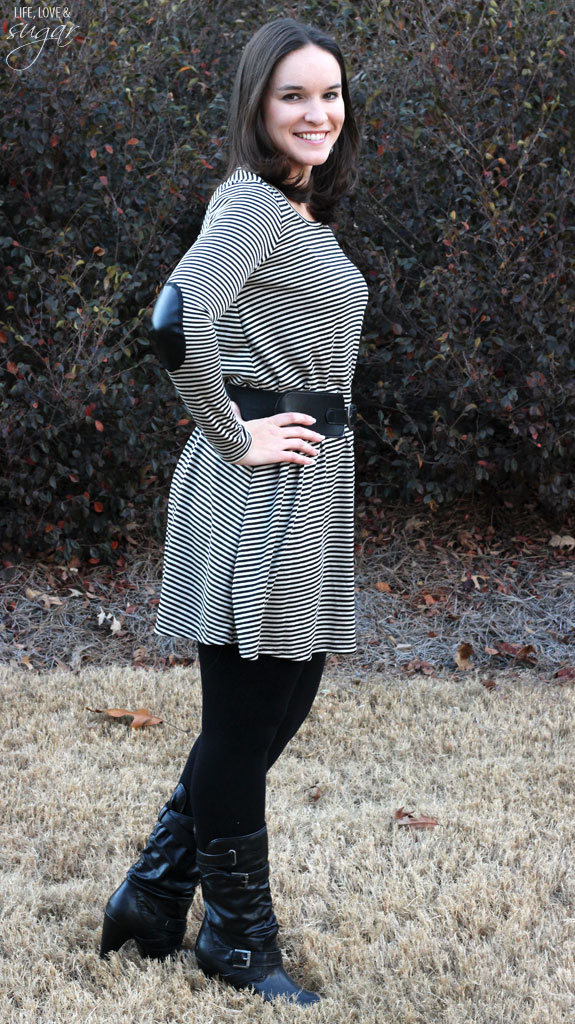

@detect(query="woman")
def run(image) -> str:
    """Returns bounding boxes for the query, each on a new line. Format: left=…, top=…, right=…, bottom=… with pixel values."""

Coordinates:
left=100, top=17, right=368, bottom=1006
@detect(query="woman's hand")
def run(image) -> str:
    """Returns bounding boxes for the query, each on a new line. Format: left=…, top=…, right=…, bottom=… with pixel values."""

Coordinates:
left=229, top=400, right=325, bottom=467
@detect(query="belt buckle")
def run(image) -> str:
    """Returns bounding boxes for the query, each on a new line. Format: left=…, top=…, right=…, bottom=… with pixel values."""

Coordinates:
left=347, top=403, right=357, bottom=428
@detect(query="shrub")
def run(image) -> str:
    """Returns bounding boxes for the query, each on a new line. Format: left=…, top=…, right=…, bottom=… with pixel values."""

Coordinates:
left=348, top=0, right=575, bottom=512
left=1, top=0, right=573, bottom=563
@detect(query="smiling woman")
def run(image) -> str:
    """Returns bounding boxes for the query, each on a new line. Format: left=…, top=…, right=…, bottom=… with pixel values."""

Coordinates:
left=100, top=15, right=368, bottom=1011
left=262, top=45, right=346, bottom=196
left=226, top=18, right=360, bottom=223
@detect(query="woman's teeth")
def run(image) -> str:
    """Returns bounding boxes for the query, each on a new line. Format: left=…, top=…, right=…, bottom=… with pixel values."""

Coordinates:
left=295, top=132, right=327, bottom=142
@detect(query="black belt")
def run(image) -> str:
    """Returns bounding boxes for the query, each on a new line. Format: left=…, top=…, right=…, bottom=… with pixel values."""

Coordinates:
left=225, top=383, right=356, bottom=438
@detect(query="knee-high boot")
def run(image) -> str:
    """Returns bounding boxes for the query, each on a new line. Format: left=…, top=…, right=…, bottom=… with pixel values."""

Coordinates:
left=194, top=824, right=320, bottom=1005
left=100, top=783, right=200, bottom=959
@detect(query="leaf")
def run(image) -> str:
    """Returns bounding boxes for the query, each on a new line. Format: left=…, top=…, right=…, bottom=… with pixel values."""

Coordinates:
left=375, top=581, right=392, bottom=592
left=86, top=706, right=163, bottom=729
left=95, top=420, right=104, bottom=432
left=481, top=678, right=497, bottom=691
left=554, top=667, right=575, bottom=682
left=307, top=785, right=322, bottom=802
left=406, top=658, right=435, bottom=675
left=99, top=175, right=108, bottom=186
left=496, top=642, right=538, bottom=663
left=93, top=245, right=106, bottom=256
left=455, top=642, right=474, bottom=670
left=394, top=807, right=438, bottom=829
left=7, top=360, right=19, bottom=375
left=126, top=137, right=140, bottom=145
left=97, top=608, right=122, bottom=632
left=25, top=587, right=63, bottom=608
left=549, top=534, right=575, bottom=550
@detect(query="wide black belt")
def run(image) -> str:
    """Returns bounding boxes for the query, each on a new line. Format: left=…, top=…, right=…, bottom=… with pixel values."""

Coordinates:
left=225, top=382, right=356, bottom=438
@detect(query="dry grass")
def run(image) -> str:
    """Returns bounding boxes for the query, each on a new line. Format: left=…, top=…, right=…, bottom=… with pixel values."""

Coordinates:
left=2, top=662, right=574, bottom=1023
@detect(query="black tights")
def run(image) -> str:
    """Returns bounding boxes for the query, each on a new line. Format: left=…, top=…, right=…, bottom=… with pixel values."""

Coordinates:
left=178, top=642, right=326, bottom=850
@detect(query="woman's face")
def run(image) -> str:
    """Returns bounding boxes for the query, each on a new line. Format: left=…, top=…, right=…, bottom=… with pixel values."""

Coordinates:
left=261, top=44, right=345, bottom=183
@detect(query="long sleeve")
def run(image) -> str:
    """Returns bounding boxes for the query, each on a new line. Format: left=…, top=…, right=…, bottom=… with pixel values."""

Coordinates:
left=165, top=179, right=283, bottom=462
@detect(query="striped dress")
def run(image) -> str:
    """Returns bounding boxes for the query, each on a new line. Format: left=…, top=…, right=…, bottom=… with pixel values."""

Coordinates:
left=154, top=167, right=368, bottom=661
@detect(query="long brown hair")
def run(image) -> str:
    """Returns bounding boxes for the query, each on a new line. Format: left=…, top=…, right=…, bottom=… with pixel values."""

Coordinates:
left=225, top=18, right=360, bottom=224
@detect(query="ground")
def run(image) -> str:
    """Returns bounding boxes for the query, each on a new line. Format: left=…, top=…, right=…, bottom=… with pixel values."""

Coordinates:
left=2, top=501, right=574, bottom=681
left=2, top=660, right=574, bottom=1023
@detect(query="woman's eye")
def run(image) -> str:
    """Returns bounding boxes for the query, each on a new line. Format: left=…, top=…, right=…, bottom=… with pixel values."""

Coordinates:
left=281, top=92, right=340, bottom=101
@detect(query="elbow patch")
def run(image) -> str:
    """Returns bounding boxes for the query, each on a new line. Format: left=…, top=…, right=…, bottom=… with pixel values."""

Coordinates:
left=149, top=282, right=186, bottom=372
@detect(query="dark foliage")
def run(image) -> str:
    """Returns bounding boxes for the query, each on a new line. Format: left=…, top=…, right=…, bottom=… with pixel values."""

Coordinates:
left=1, top=0, right=574, bottom=562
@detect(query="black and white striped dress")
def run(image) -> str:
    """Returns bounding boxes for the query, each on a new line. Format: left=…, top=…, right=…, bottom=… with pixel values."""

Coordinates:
left=154, top=167, right=368, bottom=661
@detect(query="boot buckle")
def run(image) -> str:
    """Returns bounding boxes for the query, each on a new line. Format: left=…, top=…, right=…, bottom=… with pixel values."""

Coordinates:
left=232, top=871, right=250, bottom=888
left=232, top=948, right=251, bottom=969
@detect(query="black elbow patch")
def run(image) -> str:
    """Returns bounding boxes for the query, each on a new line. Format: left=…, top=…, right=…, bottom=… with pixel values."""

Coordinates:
left=149, top=282, right=186, bottom=372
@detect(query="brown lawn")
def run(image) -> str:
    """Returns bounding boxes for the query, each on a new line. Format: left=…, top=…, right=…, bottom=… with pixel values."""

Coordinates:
left=1, top=663, right=574, bottom=1023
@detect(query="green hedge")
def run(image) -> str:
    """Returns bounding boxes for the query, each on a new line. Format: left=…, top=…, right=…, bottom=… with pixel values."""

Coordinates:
left=1, top=0, right=573, bottom=562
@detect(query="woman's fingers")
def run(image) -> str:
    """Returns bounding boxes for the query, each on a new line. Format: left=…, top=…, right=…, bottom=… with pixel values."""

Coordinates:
left=269, top=411, right=319, bottom=429
left=231, top=409, right=328, bottom=466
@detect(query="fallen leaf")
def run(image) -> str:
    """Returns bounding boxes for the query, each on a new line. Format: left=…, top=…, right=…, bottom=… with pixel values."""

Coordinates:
left=481, top=678, right=497, bottom=691
left=375, top=581, right=392, bottom=593
left=497, top=642, right=538, bottom=663
left=554, top=667, right=575, bottom=682
left=394, top=807, right=438, bottom=829
left=86, top=706, right=163, bottom=729
left=406, top=658, right=435, bottom=675
left=455, top=642, right=474, bottom=670
left=549, top=534, right=575, bottom=550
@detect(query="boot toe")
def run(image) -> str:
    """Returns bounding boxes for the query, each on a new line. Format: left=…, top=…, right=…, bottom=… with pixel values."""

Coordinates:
left=248, top=965, right=321, bottom=1005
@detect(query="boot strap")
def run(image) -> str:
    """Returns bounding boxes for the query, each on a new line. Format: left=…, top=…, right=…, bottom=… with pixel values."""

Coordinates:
left=229, top=947, right=283, bottom=970
left=159, top=809, right=197, bottom=853
left=197, top=846, right=239, bottom=868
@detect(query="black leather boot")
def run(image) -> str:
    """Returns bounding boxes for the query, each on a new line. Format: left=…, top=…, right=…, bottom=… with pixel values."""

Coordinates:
left=100, top=783, right=201, bottom=959
left=195, top=825, right=320, bottom=1005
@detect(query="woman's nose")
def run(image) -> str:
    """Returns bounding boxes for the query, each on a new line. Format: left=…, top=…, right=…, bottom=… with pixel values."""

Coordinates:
left=304, top=99, right=328, bottom=123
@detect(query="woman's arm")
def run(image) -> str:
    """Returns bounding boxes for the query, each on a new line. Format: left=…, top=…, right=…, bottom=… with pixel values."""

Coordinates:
left=150, top=179, right=283, bottom=462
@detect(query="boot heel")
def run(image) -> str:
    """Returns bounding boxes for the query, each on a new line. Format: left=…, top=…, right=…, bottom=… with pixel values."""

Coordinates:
left=100, top=912, right=131, bottom=958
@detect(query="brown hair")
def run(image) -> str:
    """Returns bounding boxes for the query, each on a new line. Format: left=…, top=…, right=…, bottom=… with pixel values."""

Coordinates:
left=225, top=18, right=360, bottom=224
